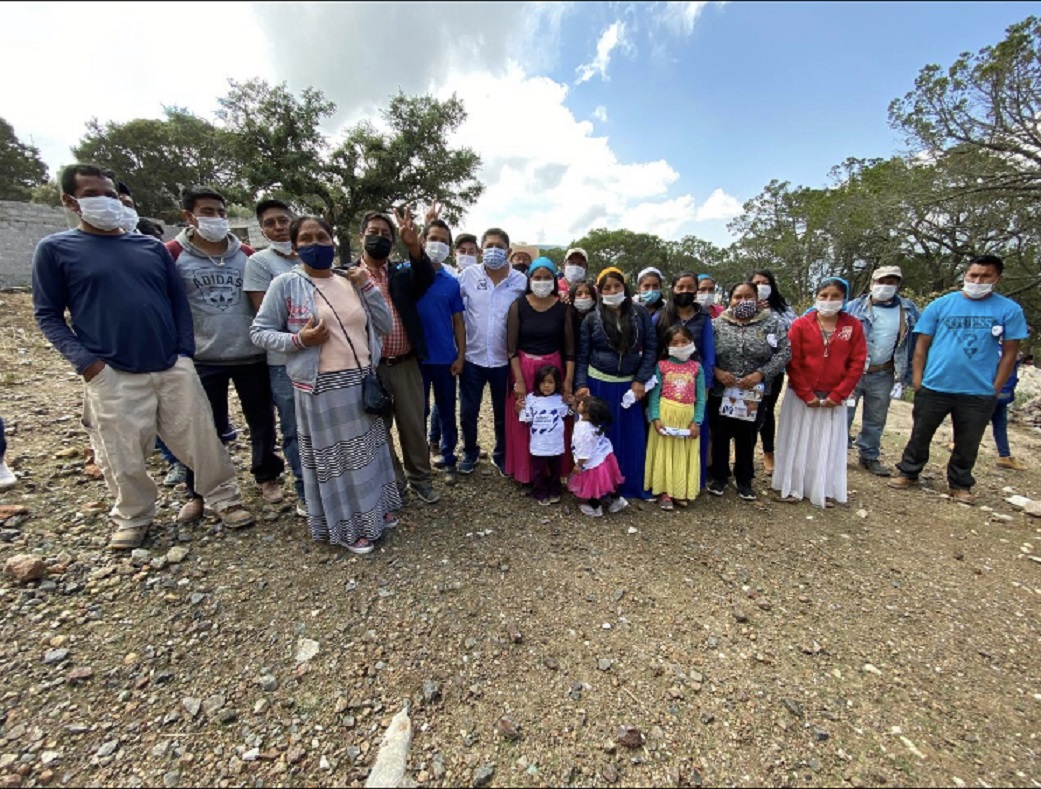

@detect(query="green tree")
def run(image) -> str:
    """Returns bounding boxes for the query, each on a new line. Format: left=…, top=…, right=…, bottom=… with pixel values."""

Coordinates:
left=0, top=117, right=48, bottom=201
left=567, top=228, right=670, bottom=283
left=30, top=179, right=61, bottom=207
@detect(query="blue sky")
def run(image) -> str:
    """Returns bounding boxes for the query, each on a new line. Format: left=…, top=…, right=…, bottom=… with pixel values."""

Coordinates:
left=2, top=1, right=1036, bottom=247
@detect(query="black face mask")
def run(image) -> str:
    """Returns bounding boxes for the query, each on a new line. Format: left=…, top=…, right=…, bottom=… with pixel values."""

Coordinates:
left=673, top=292, right=695, bottom=309
left=364, top=234, right=394, bottom=260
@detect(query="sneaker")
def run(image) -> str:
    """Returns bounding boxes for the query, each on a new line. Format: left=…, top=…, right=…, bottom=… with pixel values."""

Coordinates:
left=220, top=424, right=238, bottom=443
left=859, top=458, right=892, bottom=477
left=607, top=496, right=629, bottom=514
left=443, top=467, right=458, bottom=486
left=295, top=501, right=307, bottom=518
left=0, top=461, right=16, bottom=490
left=163, top=462, right=187, bottom=487
left=887, top=475, right=915, bottom=490
left=737, top=484, right=757, bottom=501
left=493, top=460, right=508, bottom=478
left=996, top=456, right=1027, bottom=471
left=412, top=483, right=441, bottom=505
left=260, top=480, right=284, bottom=503
left=177, top=497, right=204, bottom=524
left=549, top=495, right=561, bottom=504
left=537, top=497, right=551, bottom=507
left=579, top=503, right=604, bottom=518
left=707, top=480, right=726, bottom=497
left=949, top=488, right=976, bottom=505
left=433, top=457, right=447, bottom=470
left=458, top=456, right=478, bottom=475
left=659, top=495, right=675, bottom=511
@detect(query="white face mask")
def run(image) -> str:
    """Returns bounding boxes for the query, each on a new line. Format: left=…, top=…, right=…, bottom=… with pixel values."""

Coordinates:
left=119, top=205, right=139, bottom=233
left=815, top=299, right=842, bottom=316
left=482, top=247, right=508, bottom=270
left=602, top=292, right=626, bottom=308
left=871, top=284, right=898, bottom=302
left=670, top=342, right=697, bottom=362
left=574, top=297, right=595, bottom=312
left=963, top=281, right=993, bottom=299
left=564, top=264, right=586, bottom=283
left=530, top=280, right=555, bottom=298
left=268, top=239, right=294, bottom=256
left=456, top=253, right=477, bottom=270
left=696, top=292, right=715, bottom=307
left=195, top=216, right=230, bottom=243
left=757, top=284, right=772, bottom=301
left=74, top=196, right=125, bottom=231
left=425, top=240, right=450, bottom=264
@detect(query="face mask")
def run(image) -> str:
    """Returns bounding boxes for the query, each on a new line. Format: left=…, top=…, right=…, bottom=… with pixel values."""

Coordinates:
left=74, top=196, right=125, bottom=231
left=531, top=280, right=554, bottom=298
left=564, top=265, right=586, bottom=283
left=456, top=253, right=477, bottom=270
left=639, top=289, right=661, bottom=305
left=696, top=293, right=715, bottom=307
left=815, top=299, right=843, bottom=316
left=670, top=342, right=697, bottom=362
left=734, top=299, right=758, bottom=320
left=574, top=297, right=595, bottom=312
left=425, top=240, right=450, bottom=264
left=298, top=244, right=336, bottom=270
left=673, top=292, right=695, bottom=309
left=120, top=206, right=139, bottom=234
left=482, top=247, right=508, bottom=270
left=364, top=234, right=394, bottom=260
left=268, top=239, right=294, bottom=256
left=195, top=216, right=229, bottom=243
left=963, top=281, right=993, bottom=299
left=757, top=284, right=772, bottom=301
left=871, top=284, right=898, bottom=302
left=602, top=292, right=626, bottom=308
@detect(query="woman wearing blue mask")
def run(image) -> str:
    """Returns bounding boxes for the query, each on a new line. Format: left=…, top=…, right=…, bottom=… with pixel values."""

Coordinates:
left=636, top=267, right=666, bottom=320
left=251, top=216, right=400, bottom=555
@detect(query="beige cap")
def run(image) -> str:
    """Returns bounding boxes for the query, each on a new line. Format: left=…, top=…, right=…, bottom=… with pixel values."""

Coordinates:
left=565, top=247, right=588, bottom=263
left=510, top=244, right=540, bottom=264
left=872, top=265, right=903, bottom=281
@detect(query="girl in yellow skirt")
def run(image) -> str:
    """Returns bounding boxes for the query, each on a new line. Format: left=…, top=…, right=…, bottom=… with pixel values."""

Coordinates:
left=645, top=325, right=706, bottom=510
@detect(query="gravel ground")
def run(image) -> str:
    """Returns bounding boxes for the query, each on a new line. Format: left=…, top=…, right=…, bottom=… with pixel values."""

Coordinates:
left=1, top=291, right=1040, bottom=789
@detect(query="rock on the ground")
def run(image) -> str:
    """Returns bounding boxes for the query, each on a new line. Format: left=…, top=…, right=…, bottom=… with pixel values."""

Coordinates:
left=472, top=765, right=495, bottom=788
left=4, top=554, right=46, bottom=584
left=365, top=704, right=412, bottom=788
left=295, top=638, right=320, bottom=664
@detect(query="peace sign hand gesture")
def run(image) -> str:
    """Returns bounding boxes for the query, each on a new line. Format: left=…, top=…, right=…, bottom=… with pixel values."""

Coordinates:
left=424, top=201, right=442, bottom=226
left=393, top=204, right=421, bottom=255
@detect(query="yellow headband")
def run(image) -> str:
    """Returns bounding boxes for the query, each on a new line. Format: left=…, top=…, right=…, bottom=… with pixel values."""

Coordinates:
left=596, top=266, right=625, bottom=286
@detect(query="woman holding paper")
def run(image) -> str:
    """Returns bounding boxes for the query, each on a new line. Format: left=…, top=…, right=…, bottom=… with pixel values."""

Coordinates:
left=706, top=281, right=791, bottom=501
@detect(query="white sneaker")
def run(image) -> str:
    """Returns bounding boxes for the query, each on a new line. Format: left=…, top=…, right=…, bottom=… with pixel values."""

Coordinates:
left=295, top=502, right=307, bottom=518
left=0, top=461, right=16, bottom=490
left=579, top=504, right=603, bottom=518
left=607, top=496, right=629, bottom=514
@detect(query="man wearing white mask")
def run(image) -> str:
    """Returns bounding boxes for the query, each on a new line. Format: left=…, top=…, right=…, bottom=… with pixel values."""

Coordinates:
left=244, top=199, right=306, bottom=512
left=168, top=186, right=285, bottom=523
left=845, top=265, right=921, bottom=476
left=417, top=218, right=466, bottom=484
left=32, top=165, right=253, bottom=549
left=889, top=255, right=1028, bottom=504
left=116, top=182, right=140, bottom=234
left=556, top=247, right=589, bottom=304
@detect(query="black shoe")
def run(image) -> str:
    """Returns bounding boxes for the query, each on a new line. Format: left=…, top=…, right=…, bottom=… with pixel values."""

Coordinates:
left=458, top=456, right=478, bottom=475
left=737, top=484, right=757, bottom=501
left=859, top=458, right=892, bottom=477
left=412, top=483, right=441, bottom=504
left=707, top=480, right=726, bottom=497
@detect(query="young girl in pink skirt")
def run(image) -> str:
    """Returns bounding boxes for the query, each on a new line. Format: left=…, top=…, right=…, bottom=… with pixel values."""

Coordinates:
left=568, top=395, right=627, bottom=517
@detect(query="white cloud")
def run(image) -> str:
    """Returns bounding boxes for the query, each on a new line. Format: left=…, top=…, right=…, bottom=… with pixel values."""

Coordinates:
left=575, top=21, right=629, bottom=85
left=695, top=188, right=744, bottom=221
left=592, top=106, right=609, bottom=123
left=653, top=1, right=725, bottom=36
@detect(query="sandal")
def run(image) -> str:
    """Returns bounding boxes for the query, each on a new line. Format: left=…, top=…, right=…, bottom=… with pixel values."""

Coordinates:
left=824, top=498, right=836, bottom=509
left=774, top=494, right=800, bottom=504
left=384, top=513, right=400, bottom=529
left=108, top=524, right=148, bottom=551
left=346, top=538, right=374, bottom=555
left=659, top=495, right=674, bottom=511
left=675, top=499, right=689, bottom=508
left=219, top=506, right=255, bottom=530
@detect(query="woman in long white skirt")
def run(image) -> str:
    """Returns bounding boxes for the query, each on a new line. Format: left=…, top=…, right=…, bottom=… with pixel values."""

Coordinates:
left=772, top=278, right=867, bottom=508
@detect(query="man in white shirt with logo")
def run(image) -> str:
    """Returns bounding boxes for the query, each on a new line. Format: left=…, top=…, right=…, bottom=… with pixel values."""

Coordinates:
left=457, top=228, right=527, bottom=475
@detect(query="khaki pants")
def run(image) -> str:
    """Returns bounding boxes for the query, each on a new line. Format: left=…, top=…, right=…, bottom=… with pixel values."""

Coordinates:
left=377, top=356, right=432, bottom=489
left=81, top=357, right=241, bottom=529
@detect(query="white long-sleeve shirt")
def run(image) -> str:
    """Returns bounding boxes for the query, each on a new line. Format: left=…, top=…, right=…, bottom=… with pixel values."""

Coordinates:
left=459, top=265, right=528, bottom=368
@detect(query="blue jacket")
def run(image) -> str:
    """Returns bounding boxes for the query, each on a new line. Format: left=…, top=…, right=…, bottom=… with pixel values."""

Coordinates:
left=846, top=294, right=921, bottom=385
left=575, top=302, right=657, bottom=388
left=250, top=269, right=392, bottom=392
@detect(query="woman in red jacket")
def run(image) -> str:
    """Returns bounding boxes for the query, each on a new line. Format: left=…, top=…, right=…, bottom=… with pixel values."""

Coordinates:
left=772, top=277, right=866, bottom=508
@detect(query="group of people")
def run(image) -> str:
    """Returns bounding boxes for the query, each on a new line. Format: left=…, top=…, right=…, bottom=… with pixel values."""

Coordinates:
left=19, top=162, right=1031, bottom=556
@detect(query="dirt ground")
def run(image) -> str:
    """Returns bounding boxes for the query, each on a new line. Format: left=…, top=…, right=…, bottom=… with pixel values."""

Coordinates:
left=1, top=290, right=1039, bottom=789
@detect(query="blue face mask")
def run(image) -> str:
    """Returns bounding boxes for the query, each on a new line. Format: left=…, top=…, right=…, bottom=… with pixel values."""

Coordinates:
left=640, top=289, right=661, bottom=305
left=298, top=244, right=335, bottom=270
left=482, top=247, right=508, bottom=270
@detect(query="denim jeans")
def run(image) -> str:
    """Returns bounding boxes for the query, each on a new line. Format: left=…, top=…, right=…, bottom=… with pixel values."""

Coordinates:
left=459, top=361, right=509, bottom=467
left=269, top=365, right=303, bottom=499
left=422, top=363, right=459, bottom=468
left=992, top=399, right=1011, bottom=458
left=896, top=386, right=997, bottom=491
left=847, top=369, right=895, bottom=461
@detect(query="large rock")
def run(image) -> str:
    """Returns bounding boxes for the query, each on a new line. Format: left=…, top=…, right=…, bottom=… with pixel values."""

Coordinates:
left=365, top=705, right=412, bottom=788
left=4, top=554, right=46, bottom=584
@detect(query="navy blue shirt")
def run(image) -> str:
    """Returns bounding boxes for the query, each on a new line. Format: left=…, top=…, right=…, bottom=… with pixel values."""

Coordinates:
left=416, top=267, right=464, bottom=366
left=32, top=230, right=194, bottom=374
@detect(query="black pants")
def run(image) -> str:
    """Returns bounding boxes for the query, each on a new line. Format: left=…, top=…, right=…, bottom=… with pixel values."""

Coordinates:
left=186, top=361, right=284, bottom=496
left=758, top=372, right=784, bottom=453
left=896, top=386, right=996, bottom=491
left=708, top=393, right=767, bottom=487
left=531, top=455, right=562, bottom=501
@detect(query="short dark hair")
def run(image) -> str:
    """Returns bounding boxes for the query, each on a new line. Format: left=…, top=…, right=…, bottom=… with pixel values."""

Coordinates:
left=255, top=198, right=292, bottom=223
left=968, top=254, right=1004, bottom=275
left=482, top=227, right=510, bottom=247
left=60, top=164, right=115, bottom=196
left=116, top=181, right=132, bottom=197
left=729, top=279, right=757, bottom=299
left=289, top=215, right=335, bottom=246
left=360, top=211, right=396, bottom=242
left=136, top=218, right=165, bottom=240
left=455, top=233, right=477, bottom=250
left=181, top=186, right=226, bottom=213
left=422, top=218, right=453, bottom=246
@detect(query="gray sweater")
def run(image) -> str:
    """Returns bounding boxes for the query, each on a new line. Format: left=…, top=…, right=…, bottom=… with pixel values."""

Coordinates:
left=709, top=309, right=792, bottom=396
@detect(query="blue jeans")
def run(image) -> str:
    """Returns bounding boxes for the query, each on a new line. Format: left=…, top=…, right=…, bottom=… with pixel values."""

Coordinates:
left=270, top=365, right=303, bottom=498
left=0, top=416, right=6, bottom=459
left=847, top=369, right=895, bottom=461
left=459, top=361, right=509, bottom=466
left=422, top=364, right=459, bottom=468
left=992, top=399, right=1011, bottom=458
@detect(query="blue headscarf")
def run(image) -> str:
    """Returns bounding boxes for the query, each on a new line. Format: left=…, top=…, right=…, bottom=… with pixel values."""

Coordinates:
left=527, top=257, right=556, bottom=278
left=697, top=274, right=714, bottom=282
left=803, top=276, right=850, bottom=315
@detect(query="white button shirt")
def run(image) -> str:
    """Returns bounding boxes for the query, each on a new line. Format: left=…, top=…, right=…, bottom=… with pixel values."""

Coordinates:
left=459, top=265, right=528, bottom=368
